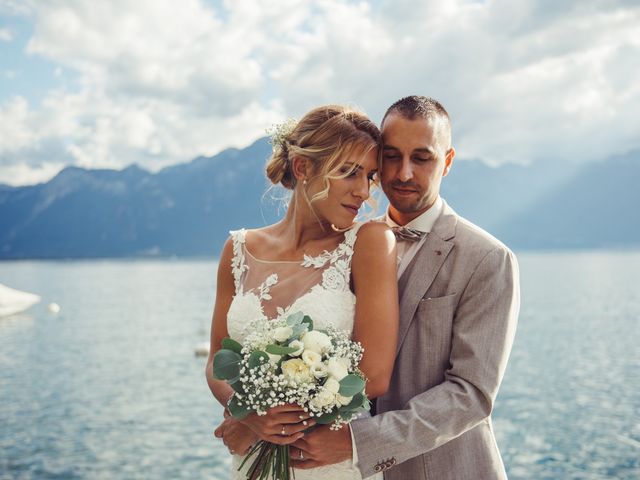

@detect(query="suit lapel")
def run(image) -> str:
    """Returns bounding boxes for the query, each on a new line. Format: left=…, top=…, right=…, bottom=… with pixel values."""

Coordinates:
left=395, top=202, right=457, bottom=355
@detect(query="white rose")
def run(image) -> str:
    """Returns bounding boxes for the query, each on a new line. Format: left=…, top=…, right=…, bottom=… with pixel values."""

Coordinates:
left=274, top=326, right=293, bottom=342
left=288, top=340, right=304, bottom=357
left=311, top=363, right=328, bottom=379
left=336, top=394, right=353, bottom=406
left=302, top=331, right=332, bottom=354
left=302, top=350, right=322, bottom=366
left=281, top=358, right=313, bottom=383
left=326, top=357, right=349, bottom=380
left=324, top=377, right=341, bottom=394
left=312, top=389, right=335, bottom=409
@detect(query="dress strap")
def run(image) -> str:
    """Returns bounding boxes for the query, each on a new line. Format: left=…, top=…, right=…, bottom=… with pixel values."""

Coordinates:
left=342, top=221, right=365, bottom=255
left=229, top=229, right=248, bottom=293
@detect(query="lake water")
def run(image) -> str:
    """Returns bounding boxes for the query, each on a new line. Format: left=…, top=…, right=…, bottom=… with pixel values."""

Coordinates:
left=0, top=252, right=638, bottom=479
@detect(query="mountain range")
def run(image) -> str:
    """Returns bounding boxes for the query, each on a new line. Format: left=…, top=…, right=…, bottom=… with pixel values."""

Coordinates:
left=0, top=138, right=638, bottom=258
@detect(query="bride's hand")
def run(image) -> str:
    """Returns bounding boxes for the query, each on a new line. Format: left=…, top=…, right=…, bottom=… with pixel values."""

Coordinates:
left=239, top=404, right=316, bottom=445
left=214, top=417, right=258, bottom=456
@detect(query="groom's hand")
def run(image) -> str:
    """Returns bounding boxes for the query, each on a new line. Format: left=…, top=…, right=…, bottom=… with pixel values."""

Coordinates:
left=290, top=424, right=352, bottom=469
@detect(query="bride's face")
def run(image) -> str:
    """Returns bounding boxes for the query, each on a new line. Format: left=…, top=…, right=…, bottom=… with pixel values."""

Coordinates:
left=305, top=145, right=379, bottom=229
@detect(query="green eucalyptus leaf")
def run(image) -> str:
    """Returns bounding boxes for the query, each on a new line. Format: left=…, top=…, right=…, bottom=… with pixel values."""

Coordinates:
left=221, top=337, right=243, bottom=354
left=265, top=344, right=298, bottom=355
left=338, top=374, right=366, bottom=397
left=344, top=392, right=365, bottom=410
left=248, top=350, right=270, bottom=369
left=314, top=408, right=340, bottom=425
left=291, top=324, right=308, bottom=339
left=301, top=315, right=313, bottom=331
left=286, top=311, right=304, bottom=326
left=212, top=350, right=242, bottom=380
left=229, top=376, right=245, bottom=394
left=228, top=396, right=250, bottom=419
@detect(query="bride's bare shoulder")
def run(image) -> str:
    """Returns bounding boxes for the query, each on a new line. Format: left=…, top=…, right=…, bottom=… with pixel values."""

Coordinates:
left=241, top=224, right=282, bottom=256
left=354, top=221, right=395, bottom=249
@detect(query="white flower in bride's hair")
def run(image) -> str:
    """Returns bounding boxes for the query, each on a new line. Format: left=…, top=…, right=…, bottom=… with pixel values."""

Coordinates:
left=288, top=340, right=304, bottom=356
left=302, top=350, right=322, bottom=366
left=311, top=363, right=328, bottom=378
left=281, top=359, right=313, bottom=384
left=324, top=377, right=340, bottom=394
left=327, top=357, right=349, bottom=381
left=266, top=118, right=297, bottom=151
left=302, top=331, right=332, bottom=354
left=273, top=326, right=293, bottom=343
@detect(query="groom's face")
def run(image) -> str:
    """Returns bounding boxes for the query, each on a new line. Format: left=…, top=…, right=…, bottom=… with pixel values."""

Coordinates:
left=380, top=113, right=453, bottom=224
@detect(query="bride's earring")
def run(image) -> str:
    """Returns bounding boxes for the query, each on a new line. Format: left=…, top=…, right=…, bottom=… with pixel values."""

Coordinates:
left=303, top=179, right=307, bottom=186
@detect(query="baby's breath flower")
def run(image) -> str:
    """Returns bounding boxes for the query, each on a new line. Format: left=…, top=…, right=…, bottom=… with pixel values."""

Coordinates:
left=266, top=118, right=297, bottom=151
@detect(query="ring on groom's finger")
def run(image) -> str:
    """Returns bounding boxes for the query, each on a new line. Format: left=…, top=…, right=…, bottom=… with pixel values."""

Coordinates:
left=299, top=450, right=304, bottom=460
left=281, top=425, right=286, bottom=436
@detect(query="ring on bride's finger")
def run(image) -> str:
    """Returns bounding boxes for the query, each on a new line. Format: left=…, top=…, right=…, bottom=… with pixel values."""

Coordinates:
left=281, top=425, right=286, bottom=435
left=299, top=450, right=304, bottom=460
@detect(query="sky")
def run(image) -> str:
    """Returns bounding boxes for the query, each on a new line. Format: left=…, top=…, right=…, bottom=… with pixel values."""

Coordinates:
left=0, top=0, right=639, bottom=186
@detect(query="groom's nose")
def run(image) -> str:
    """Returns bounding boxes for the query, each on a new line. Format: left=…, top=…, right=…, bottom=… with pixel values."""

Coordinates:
left=397, top=158, right=414, bottom=182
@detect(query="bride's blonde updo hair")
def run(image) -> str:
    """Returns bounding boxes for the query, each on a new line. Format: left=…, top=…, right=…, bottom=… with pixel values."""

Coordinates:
left=265, top=105, right=381, bottom=201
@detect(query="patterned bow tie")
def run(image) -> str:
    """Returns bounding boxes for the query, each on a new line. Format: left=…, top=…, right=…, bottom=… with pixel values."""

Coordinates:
left=391, top=226, right=426, bottom=242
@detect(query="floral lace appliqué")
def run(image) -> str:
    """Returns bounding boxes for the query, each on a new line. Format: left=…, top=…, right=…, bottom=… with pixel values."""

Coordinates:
left=230, top=229, right=249, bottom=293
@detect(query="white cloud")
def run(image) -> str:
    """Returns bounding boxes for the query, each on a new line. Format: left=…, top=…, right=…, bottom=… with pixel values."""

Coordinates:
left=0, top=28, right=13, bottom=41
left=1, top=0, right=639, bottom=185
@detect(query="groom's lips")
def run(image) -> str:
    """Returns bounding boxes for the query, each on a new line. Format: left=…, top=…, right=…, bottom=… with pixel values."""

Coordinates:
left=392, top=186, right=418, bottom=196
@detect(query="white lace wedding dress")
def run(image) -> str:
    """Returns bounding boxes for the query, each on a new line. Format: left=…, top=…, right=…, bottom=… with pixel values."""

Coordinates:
left=226, top=222, right=381, bottom=480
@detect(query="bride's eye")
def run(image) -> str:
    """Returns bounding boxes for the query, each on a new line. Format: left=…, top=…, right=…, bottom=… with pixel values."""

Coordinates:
left=339, top=167, right=358, bottom=177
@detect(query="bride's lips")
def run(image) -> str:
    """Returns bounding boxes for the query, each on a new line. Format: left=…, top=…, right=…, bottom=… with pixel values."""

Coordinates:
left=342, top=204, right=360, bottom=215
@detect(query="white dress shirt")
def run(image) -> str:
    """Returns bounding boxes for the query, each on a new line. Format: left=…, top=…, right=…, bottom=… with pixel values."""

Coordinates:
left=350, top=196, right=444, bottom=469
left=386, top=196, right=444, bottom=278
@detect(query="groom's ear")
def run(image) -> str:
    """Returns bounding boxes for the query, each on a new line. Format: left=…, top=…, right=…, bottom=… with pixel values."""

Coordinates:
left=443, top=147, right=455, bottom=177
left=291, top=156, right=311, bottom=182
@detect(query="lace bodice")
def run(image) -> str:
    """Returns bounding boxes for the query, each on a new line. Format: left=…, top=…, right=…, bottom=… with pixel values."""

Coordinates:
left=226, top=223, right=363, bottom=344
left=225, top=222, right=380, bottom=480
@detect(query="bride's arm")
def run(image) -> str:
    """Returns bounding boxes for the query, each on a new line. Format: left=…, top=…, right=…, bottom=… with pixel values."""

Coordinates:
left=351, top=222, right=399, bottom=399
left=205, top=238, right=237, bottom=406
left=205, top=237, right=311, bottom=449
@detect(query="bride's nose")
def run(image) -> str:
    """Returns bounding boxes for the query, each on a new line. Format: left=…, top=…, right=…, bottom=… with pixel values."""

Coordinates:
left=352, top=175, right=370, bottom=200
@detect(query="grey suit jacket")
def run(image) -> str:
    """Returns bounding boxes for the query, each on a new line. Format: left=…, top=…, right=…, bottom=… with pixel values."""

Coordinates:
left=351, top=201, right=520, bottom=479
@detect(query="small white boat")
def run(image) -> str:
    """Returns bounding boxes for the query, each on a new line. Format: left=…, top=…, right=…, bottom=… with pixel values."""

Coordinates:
left=194, top=342, right=210, bottom=357
left=0, top=283, right=41, bottom=317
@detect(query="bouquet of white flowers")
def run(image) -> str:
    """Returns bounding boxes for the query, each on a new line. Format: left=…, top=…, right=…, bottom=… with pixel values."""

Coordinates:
left=213, top=311, right=370, bottom=480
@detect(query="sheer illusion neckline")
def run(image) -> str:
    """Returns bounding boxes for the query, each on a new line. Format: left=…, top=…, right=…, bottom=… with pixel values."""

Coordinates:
left=242, top=231, right=350, bottom=265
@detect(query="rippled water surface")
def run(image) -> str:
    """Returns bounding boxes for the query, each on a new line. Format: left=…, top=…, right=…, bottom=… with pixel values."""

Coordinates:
left=1, top=253, right=639, bottom=479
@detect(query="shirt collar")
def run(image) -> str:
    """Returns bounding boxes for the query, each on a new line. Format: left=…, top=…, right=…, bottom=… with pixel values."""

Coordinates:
left=385, top=196, right=443, bottom=233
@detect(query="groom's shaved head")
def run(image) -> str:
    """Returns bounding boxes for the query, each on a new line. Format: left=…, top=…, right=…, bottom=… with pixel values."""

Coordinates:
left=382, top=96, right=452, bottom=151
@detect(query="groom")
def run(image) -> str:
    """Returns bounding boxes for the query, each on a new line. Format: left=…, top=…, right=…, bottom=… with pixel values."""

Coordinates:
left=291, top=96, right=520, bottom=479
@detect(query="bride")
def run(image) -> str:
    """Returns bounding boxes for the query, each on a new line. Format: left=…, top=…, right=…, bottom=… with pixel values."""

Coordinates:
left=205, top=105, right=399, bottom=479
